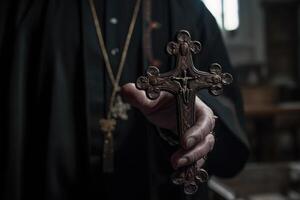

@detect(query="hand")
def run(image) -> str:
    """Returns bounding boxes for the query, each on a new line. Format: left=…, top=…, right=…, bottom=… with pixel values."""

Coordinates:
left=121, top=83, right=216, bottom=170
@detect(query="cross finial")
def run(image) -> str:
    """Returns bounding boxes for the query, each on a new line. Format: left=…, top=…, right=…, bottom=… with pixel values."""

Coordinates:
left=167, top=30, right=202, bottom=57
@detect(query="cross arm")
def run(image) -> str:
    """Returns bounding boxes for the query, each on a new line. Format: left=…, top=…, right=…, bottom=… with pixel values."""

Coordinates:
left=136, top=66, right=181, bottom=100
left=191, top=63, right=233, bottom=96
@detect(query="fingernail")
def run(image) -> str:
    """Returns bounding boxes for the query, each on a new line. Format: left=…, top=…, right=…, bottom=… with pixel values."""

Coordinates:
left=186, top=137, right=196, bottom=149
left=177, top=157, right=188, bottom=168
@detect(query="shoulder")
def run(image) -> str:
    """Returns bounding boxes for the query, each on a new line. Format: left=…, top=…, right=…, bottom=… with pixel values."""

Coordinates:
left=170, top=0, right=210, bottom=19
left=169, top=0, right=220, bottom=39
left=169, top=0, right=218, bottom=27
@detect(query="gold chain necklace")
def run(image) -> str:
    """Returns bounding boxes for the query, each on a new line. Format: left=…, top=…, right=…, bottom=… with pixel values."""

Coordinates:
left=88, top=0, right=142, bottom=173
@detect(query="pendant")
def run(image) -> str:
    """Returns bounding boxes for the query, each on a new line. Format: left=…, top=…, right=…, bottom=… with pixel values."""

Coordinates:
left=99, top=95, right=130, bottom=173
left=99, top=118, right=116, bottom=173
left=111, top=95, right=131, bottom=120
left=102, top=130, right=114, bottom=173
left=99, top=118, right=116, bottom=133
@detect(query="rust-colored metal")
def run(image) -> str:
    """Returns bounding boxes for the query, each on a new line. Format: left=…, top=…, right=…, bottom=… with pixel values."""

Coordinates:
left=136, top=30, right=233, bottom=195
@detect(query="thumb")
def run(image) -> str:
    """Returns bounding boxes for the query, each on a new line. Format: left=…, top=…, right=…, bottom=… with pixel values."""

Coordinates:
left=121, top=83, right=159, bottom=114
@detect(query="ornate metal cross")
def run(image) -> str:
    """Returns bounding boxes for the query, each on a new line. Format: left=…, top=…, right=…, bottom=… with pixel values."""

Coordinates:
left=136, top=30, right=233, bottom=195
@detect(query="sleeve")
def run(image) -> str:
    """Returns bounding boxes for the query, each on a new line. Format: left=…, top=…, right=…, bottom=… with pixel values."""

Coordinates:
left=196, top=2, right=250, bottom=178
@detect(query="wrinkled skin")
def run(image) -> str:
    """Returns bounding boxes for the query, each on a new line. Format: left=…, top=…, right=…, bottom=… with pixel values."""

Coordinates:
left=122, top=83, right=215, bottom=170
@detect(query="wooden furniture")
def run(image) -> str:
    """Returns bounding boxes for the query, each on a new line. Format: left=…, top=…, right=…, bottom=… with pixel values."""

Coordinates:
left=241, top=86, right=300, bottom=161
left=244, top=102, right=300, bottom=117
left=245, top=101, right=300, bottom=161
left=208, top=162, right=300, bottom=200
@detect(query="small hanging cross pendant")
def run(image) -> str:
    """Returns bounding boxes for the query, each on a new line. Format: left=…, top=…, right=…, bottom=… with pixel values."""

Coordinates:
left=111, top=95, right=131, bottom=120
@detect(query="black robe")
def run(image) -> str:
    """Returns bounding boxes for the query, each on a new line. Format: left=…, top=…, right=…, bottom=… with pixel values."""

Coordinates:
left=0, top=0, right=249, bottom=200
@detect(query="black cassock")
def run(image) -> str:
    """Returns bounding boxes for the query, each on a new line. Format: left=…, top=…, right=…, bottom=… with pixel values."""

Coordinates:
left=0, top=0, right=249, bottom=199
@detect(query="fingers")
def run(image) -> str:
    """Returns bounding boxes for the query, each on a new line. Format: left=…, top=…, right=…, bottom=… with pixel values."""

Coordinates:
left=181, top=98, right=216, bottom=149
left=122, top=84, right=216, bottom=170
left=171, top=133, right=215, bottom=169
left=121, top=83, right=174, bottom=115
left=195, top=158, right=206, bottom=170
left=121, top=83, right=154, bottom=111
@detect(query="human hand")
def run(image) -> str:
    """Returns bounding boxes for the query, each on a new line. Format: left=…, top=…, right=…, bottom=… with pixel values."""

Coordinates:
left=121, top=83, right=216, bottom=170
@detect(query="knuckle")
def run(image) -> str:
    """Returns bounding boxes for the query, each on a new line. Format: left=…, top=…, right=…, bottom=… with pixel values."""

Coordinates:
left=190, top=149, right=204, bottom=163
left=188, top=155, right=195, bottom=164
left=207, top=134, right=215, bottom=151
left=196, top=159, right=206, bottom=169
left=202, top=107, right=215, bottom=130
left=207, top=114, right=215, bottom=131
left=196, top=127, right=205, bottom=141
left=186, top=153, right=197, bottom=164
left=190, top=129, right=204, bottom=145
left=191, top=125, right=210, bottom=144
left=199, top=125, right=210, bottom=139
left=185, top=124, right=203, bottom=141
left=211, top=116, right=216, bottom=128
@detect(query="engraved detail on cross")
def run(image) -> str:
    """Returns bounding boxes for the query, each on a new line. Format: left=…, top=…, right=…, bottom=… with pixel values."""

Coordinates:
left=136, top=30, right=233, bottom=195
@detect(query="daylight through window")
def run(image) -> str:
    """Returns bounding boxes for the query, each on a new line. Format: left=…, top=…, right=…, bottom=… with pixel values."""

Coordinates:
left=202, top=0, right=239, bottom=31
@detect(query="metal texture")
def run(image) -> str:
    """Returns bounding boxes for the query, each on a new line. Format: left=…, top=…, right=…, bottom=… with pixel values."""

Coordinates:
left=136, top=30, right=233, bottom=195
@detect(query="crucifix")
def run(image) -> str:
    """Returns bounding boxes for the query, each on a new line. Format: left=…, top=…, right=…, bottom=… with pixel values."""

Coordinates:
left=136, top=30, right=233, bottom=195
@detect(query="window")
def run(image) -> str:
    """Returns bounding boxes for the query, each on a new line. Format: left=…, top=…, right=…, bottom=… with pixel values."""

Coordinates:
left=202, top=0, right=240, bottom=31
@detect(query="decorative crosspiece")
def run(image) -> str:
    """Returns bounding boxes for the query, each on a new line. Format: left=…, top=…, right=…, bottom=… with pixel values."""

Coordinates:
left=136, top=30, right=233, bottom=195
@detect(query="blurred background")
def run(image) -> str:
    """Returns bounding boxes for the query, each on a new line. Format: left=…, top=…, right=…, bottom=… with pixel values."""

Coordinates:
left=201, top=0, right=300, bottom=199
